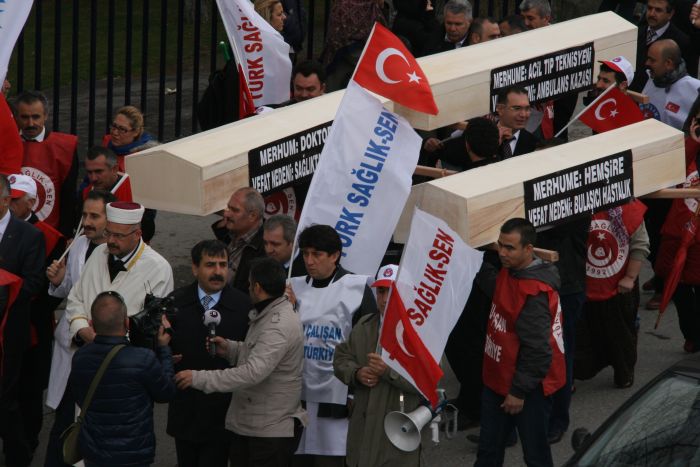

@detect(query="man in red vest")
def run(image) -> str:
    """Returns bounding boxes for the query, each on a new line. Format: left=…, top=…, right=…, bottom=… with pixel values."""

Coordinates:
left=14, top=90, right=78, bottom=237
left=81, top=146, right=133, bottom=202
left=475, top=218, right=565, bottom=467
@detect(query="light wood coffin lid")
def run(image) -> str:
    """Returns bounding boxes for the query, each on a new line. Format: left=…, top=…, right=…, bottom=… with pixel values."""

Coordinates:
left=394, top=119, right=686, bottom=247
left=125, top=12, right=637, bottom=215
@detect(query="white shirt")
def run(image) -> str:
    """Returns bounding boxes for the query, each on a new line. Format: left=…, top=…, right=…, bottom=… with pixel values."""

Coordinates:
left=648, top=21, right=670, bottom=42
left=20, top=126, right=46, bottom=142
left=0, top=210, right=11, bottom=243
left=509, top=130, right=521, bottom=153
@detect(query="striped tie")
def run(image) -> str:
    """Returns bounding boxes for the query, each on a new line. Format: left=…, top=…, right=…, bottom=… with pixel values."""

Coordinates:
left=201, top=295, right=213, bottom=310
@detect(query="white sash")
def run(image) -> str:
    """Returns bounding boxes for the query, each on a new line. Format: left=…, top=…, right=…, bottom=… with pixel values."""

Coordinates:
left=291, top=273, right=367, bottom=404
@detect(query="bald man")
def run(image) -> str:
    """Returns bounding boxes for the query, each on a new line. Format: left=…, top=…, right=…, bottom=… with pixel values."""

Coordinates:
left=641, top=39, right=700, bottom=130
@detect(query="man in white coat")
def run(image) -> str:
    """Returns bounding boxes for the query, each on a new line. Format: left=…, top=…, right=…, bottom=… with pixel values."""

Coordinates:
left=64, top=201, right=174, bottom=344
left=43, top=189, right=115, bottom=467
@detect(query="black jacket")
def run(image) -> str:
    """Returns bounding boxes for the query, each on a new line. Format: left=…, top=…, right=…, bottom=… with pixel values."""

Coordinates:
left=477, top=258, right=561, bottom=398
left=212, top=222, right=267, bottom=293
left=167, top=282, right=250, bottom=442
left=499, top=128, right=538, bottom=160
left=0, top=215, right=45, bottom=353
left=69, top=336, right=176, bottom=466
left=536, top=216, right=590, bottom=296
left=631, top=21, right=694, bottom=91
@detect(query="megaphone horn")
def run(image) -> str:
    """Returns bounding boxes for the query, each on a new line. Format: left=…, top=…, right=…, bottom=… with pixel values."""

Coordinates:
left=384, top=405, right=434, bottom=452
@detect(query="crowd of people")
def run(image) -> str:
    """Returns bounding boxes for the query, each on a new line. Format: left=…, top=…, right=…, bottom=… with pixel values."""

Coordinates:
left=0, top=0, right=699, bottom=467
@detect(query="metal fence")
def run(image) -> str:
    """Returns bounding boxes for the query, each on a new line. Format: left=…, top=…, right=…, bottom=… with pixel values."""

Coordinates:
left=7, top=0, right=519, bottom=150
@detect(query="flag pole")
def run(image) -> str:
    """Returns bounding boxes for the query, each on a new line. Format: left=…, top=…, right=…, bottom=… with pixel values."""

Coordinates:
left=348, top=22, right=378, bottom=84
left=554, top=84, right=616, bottom=138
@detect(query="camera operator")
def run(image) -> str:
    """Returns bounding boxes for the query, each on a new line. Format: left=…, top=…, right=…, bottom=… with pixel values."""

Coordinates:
left=64, top=201, right=174, bottom=344
left=166, top=240, right=251, bottom=467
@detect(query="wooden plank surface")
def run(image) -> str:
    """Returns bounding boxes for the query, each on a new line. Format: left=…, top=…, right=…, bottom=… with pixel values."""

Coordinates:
left=394, top=119, right=686, bottom=247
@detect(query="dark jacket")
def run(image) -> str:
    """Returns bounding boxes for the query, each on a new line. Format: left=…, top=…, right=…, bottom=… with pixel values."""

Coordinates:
left=69, top=335, right=176, bottom=466
left=499, top=128, right=538, bottom=160
left=0, top=215, right=45, bottom=353
left=212, top=222, right=266, bottom=293
left=477, top=258, right=561, bottom=398
left=631, top=21, right=694, bottom=91
left=167, top=282, right=250, bottom=442
left=537, top=216, right=590, bottom=296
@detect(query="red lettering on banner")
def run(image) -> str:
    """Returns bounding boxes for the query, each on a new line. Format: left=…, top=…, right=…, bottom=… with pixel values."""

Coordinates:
left=239, top=17, right=265, bottom=99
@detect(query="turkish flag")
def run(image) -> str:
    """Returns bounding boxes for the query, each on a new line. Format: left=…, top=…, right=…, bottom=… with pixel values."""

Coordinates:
left=353, top=23, right=438, bottom=115
left=380, top=286, right=443, bottom=407
left=34, top=220, right=64, bottom=258
left=0, top=94, right=23, bottom=175
left=238, top=63, right=257, bottom=119
left=578, top=86, right=644, bottom=133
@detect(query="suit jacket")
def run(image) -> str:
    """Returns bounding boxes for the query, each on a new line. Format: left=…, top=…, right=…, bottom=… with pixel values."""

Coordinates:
left=631, top=21, right=695, bottom=91
left=167, top=282, right=251, bottom=442
left=212, top=222, right=267, bottom=293
left=0, top=215, right=45, bottom=353
left=499, top=129, right=538, bottom=160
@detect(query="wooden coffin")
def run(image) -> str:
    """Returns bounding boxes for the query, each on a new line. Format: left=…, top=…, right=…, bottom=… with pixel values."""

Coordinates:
left=126, top=12, right=636, bottom=215
left=393, top=119, right=686, bottom=247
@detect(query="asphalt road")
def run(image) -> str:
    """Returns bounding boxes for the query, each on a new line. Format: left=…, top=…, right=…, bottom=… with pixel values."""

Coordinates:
left=5, top=209, right=684, bottom=467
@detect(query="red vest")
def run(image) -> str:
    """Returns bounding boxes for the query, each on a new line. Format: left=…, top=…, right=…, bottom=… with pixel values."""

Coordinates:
left=22, top=132, right=78, bottom=230
left=483, top=268, right=566, bottom=397
left=585, top=200, right=647, bottom=301
left=81, top=173, right=133, bottom=202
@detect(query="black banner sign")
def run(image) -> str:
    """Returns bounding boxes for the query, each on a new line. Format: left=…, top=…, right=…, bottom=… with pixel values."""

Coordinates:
left=248, top=121, right=333, bottom=196
left=523, top=150, right=633, bottom=228
left=490, top=42, right=595, bottom=111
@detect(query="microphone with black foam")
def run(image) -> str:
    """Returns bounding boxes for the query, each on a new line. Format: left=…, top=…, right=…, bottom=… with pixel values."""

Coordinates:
left=203, top=309, right=222, bottom=357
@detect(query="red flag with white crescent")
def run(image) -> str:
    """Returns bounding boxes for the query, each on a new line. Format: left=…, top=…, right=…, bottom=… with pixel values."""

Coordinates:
left=578, top=86, right=644, bottom=133
left=353, top=23, right=438, bottom=115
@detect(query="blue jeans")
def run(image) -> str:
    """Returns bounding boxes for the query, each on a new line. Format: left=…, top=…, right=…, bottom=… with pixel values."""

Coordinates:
left=475, top=386, right=553, bottom=467
left=549, top=292, right=585, bottom=434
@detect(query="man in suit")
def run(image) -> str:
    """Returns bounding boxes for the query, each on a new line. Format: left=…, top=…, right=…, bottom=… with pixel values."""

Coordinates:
left=631, top=0, right=695, bottom=91
left=263, top=214, right=307, bottom=277
left=167, top=239, right=250, bottom=467
left=495, top=86, right=538, bottom=160
left=0, top=173, right=45, bottom=467
left=212, top=187, right=266, bottom=293
left=421, top=0, right=473, bottom=56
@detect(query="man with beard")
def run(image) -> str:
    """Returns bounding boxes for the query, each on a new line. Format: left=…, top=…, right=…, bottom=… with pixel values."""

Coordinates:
left=641, top=39, right=700, bottom=130
left=64, top=201, right=173, bottom=344
left=166, top=240, right=250, bottom=467
left=43, top=189, right=116, bottom=467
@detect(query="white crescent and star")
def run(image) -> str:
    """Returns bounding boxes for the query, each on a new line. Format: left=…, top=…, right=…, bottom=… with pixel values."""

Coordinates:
left=375, top=48, right=422, bottom=85
left=395, top=321, right=415, bottom=357
left=595, top=98, right=619, bottom=121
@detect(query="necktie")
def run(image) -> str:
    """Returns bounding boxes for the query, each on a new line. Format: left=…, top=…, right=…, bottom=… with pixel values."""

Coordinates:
left=646, top=28, right=656, bottom=45
left=108, top=257, right=125, bottom=281
left=201, top=295, right=213, bottom=310
left=500, top=137, right=514, bottom=160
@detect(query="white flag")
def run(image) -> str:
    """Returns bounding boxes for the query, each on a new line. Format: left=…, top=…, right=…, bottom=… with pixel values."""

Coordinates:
left=0, top=1, right=33, bottom=85
left=216, top=0, right=292, bottom=107
left=297, top=81, right=422, bottom=276
left=380, top=207, right=484, bottom=401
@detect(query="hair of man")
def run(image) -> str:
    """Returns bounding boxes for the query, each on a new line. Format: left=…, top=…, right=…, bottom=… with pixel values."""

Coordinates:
left=464, top=117, right=500, bottom=158
left=469, top=16, right=498, bottom=36
left=85, top=189, right=117, bottom=205
left=500, top=13, right=527, bottom=32
left=87, top=146, right=119, bottom=168
left=298, top=224, right=342, bottom=261
left=444, top=0, right=473, bottom=19
left=496, top=85, right=529, bottom=105
left=13, top=90, right=49, bottom=114
left=237, top=187, right=265, bottom=221
left=500, top=217, right=537, bottom=246
left=191, top=239, right=228, bottom=266
left=293, top=60, right=327, bottom=84
left=91, top=291, right=128, bottom=335
left=264, top=214, right=297, bottom=244
left=519, top=0, right=552, bottom=17
left=249, top=256, right=287, bottom=297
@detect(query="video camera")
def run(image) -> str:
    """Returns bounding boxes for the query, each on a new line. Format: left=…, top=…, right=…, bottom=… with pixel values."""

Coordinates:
left=129, top=293, right=178, bottom=350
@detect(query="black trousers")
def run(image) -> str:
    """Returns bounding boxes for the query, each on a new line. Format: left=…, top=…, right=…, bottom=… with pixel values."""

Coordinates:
left=0, top=350, right=32, bottom=467
left=673, top=284, right=700, bottom=345
left=230, top=420, right=303, bottom=467
left=175, top=436, right=230, bottom=467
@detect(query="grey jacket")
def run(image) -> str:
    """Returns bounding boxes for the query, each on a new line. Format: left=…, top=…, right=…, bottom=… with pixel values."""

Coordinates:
left=191, top=296, right=307, bottom=437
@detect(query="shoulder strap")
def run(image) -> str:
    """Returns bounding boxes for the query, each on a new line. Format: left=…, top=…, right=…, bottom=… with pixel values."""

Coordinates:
left=78, top=344, right=125, bottom=418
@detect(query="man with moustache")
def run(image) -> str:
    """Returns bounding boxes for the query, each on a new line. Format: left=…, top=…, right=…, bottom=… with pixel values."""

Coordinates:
left=166, top=240, right=251, bottom=467
left=64, top=201, right=173, bottom=345
left=43, top=189, right=116, bottom=467
left=14, top=90, right=78, bottom=237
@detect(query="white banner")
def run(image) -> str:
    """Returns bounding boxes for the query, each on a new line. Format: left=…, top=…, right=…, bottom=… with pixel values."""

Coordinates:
left=216, top=0, right=292, bottom=107
left=383, top=207, right=484, bottom=384
left=0, top=1, right=33, bottom=85
left=297, top=81, right=422, bottom=277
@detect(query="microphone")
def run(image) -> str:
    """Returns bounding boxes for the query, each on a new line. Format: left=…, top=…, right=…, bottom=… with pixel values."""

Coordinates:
left=203, top=309, right=222, bottom=357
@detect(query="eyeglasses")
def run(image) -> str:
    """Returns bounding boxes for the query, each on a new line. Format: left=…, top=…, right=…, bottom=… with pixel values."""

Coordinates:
left=110, top=122, right=134, bottom=134
left=507, top=105, right=532, bottom=113
left=103, top=228, right=138, bottom=240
